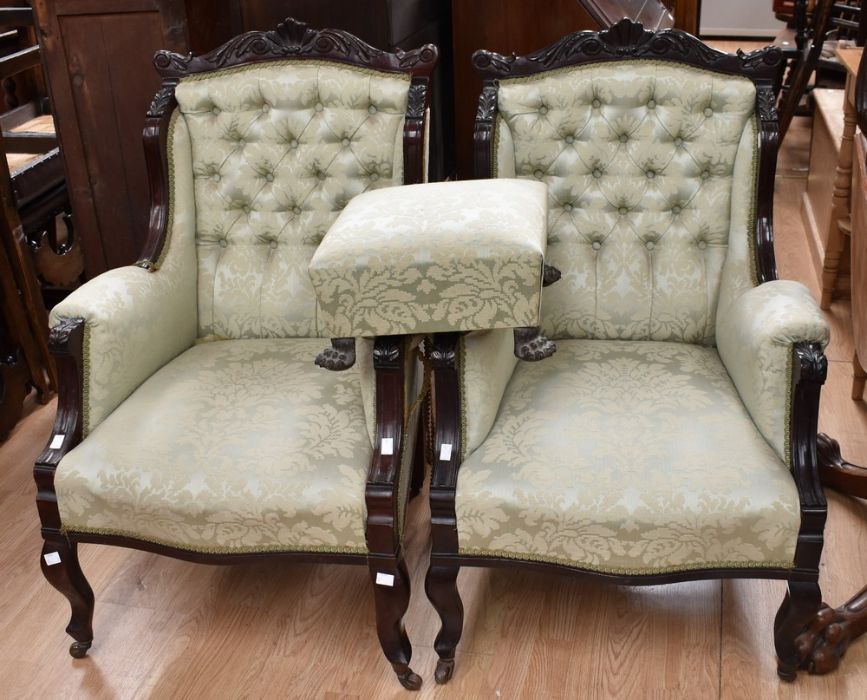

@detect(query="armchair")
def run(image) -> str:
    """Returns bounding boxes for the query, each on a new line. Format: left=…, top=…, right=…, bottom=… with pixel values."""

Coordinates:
left=426, top=20, right=831, bottom=683
left=34, top=19, right=436, bottom=690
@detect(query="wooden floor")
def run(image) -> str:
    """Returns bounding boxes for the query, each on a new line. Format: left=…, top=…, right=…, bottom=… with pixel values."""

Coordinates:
left=2, top=117, right=867, bottom=699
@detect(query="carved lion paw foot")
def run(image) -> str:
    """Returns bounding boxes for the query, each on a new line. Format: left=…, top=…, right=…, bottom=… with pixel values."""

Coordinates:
left=793, top=604, right=853, bottom=676
left=69, top=640, right=92, bottom=658
left=315, top=338, right=356, bottom=371
left=435, top=658, right=455, bottom=684
left=392, top=662, right=422, bottom=690
left=514, top=327, right=557, bottom=361
left=543, top=263, right=562, bottom=287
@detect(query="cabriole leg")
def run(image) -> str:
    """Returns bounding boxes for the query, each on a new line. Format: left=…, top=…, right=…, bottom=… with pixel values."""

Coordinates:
left=368, top=555, right=421, bottom=690
left=774, top=581, right=822, bottom=681
left=40, top=538, right=95, bottom=658
left=425, top=560, right=464, bottom=684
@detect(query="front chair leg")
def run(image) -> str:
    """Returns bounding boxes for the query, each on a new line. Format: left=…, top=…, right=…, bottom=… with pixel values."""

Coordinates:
left=315, top=337, right=356, bottom=370
left=368, top=554, right=421, bottom=690
left=514, top=326, right=556, bottom=361
left=425, top=560, right=464, bottom=684
left=774, top=581, right=823, bottom=681
left=40, top=539, right=95, bottom=658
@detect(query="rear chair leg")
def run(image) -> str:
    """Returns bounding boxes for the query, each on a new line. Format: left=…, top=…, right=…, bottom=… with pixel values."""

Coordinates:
left=369, top=555, right=421, bottom=690
left=774, top=581, right=823, bottom=681
left=40, top=538, right=95, bottom=658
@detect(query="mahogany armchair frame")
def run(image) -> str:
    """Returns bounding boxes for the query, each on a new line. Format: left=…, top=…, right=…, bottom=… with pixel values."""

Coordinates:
left=425, top=19, right=829, bottom=685
left=34, top=18, right=436, bottom=691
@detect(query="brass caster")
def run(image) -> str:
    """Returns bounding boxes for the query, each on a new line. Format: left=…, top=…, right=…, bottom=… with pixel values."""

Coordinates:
left=393, top=662, right=422, bottom=690
left=435, top=658, right=455, bottom=684
left=69, top=640, right=92, bottom=658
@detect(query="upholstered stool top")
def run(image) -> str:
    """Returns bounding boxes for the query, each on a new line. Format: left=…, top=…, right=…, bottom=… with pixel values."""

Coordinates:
left=308, top=179, right=549, bottom=338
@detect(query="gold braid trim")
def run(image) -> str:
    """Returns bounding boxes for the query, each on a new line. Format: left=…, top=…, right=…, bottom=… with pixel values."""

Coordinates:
left=63, top=525, right=368, bottom=556
left=785, top=345, right=795, bottom=468
left=81, top=323, right=92, bottom=438
left=152, top=109, right=180, bottom=271
left=457, top=546, right=794, bottom=576
left=746, top=112, right=760, bottom=287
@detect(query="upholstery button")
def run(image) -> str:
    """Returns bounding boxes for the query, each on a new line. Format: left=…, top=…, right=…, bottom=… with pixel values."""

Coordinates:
left=315, top=103, right=323, bottom=112
left=592, top=168, right=602, bottom=178
left=672, top=205, right=682, bottom=215
left=618, top=206, right=628, bottom=215
left=539, top=106, right=548, bottom=115
left=289, top=139, right=299, bottom=149
left=565, top=135, right=575, bottom=144
left=704, top=107, right=713, bottom=117
left=212, top=173, right=221, bottom=182
left=698, top=240, right=707, bottom=250
left=534, top=170, right=544, bottom=179
left=265, top=174, right=274, bottom=182
left=293, top=206, right=302, bottom=215
left=701, top=170, right=710, bottom=180
left=237, top=139, right=246, bottom=147
left=591, top=241, right=602, bottom=250
left=591, top=99, right=601, bottom=108
left=212, top=107, right=220, bottom=115
left=563, top=203, right=573, bottom=212
left=647, top=99, right=656, bottom=109
left=619, top=134, right=628, bottom=143
left=368, top=105, right=377, bottom=114
left=341, top=138, right=350, bottom=147
left=317, top=172, right=327, bottom=181
left=674, top=137, right=684, bottom=147
left=269, top=240, right=278, bottom=250
left=645, top=240, right=656, bottom=250
left=646, top=170, right=656, bottom=179
left=369, top=173, right=379, bottom=181
left=242, top=205, right=251, bottom=214
left=219, top=239, right=227, bottom=248
left=262, top=104, right=270, bottom=113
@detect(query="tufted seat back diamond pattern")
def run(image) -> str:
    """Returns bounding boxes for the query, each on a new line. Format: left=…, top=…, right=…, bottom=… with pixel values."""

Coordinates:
left=494, top=61, right=758, bottom=345
left=174, top=61, right=410, bottom=339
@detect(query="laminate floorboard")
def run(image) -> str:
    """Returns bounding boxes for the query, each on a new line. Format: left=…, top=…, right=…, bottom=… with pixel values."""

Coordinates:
left=1, top=118, right=866, bottom=699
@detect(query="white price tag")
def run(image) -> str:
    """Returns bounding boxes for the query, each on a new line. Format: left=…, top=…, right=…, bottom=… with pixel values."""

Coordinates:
left=439, top=443, right=453, bottom=461
left=375, top=572, right=395, bottom=587
left=381, top=438, right=394, bottom=456
left=43, top=551, right=61, bottom=566
left=49, top=434, right=65, bottom=450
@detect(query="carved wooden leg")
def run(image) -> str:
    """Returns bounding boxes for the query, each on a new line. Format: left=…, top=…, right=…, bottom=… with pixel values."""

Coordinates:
left=425, top=561, right=464, bottom=684
left=852, top=351, right=866, bottom=401
left=39, top=538, right=95, bottom=658
left=793, top=588, right=867, bottom=675
left=817, top=432, right=867, bottom=499
left=513, top=327, right=556, bottom=361
left=774, top=581, right=823, bottom=681
left=368, top=554, right=421, bottom=690
left=315, top=337, right=356, bottom=370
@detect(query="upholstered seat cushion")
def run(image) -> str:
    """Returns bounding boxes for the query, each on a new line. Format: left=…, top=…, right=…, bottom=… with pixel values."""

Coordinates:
left=308, top=179, right=549, bottom=337
left=455, top=339, right=801, bottom=575
left=54, top=338, right=376, bottom=554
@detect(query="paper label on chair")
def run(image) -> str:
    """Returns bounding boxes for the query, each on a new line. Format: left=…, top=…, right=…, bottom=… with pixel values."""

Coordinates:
left=375, top=572, right=395, bottom=587
left=49, top=434, right=64, bottom=450
left=43, top=552, right=61, bottom=566
left=439, top=443, right=452, bottom=461
left=381, top=438, right=394, bottom=456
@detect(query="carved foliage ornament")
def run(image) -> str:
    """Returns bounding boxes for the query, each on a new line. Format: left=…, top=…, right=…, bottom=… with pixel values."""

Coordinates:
left=472, top=18, right=783, bottom=81
left=153, top=18, right=437, bottom=78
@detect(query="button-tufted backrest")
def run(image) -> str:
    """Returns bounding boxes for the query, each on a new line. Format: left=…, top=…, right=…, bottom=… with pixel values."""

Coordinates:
left=173, top=61, right=410, bottom=339
left=493, top=61, right=758, bottom=345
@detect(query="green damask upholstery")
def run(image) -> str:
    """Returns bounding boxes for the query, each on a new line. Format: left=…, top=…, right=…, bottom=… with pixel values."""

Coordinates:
left=55, top=338, right=379, bottom=554
left=455, top=339, right=801, bottom=573
left=308, top=179, right=548, bottom=337
left=174, top=61, right=410, bottom=339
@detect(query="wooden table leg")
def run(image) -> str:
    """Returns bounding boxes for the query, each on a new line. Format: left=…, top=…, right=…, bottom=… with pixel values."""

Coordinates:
left=821, top=87, right=858, bottom=310
left=792, top=433, right=867, bottom=674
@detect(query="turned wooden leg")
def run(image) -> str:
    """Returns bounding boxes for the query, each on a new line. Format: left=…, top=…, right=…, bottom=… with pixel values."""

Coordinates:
left=315, top=338, right=356, bottom=371
left=368, top=554, right=421, bottom=691
left=852, top=351, right=866, bottom=401
left=39, top=539, right=95, bottom=658
left=775, top=581, right=823, bottom=681
left=425, top=561, right=464, bottom=684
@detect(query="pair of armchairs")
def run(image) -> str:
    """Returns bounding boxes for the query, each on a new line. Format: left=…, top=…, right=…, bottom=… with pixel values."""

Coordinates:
left=35, top=17, right=831, bottom=689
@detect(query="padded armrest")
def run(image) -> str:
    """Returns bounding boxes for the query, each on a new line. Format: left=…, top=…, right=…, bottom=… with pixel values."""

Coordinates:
left=50, top=264, right=196, bottom=436
left=716, top=280, right=829, bottom=463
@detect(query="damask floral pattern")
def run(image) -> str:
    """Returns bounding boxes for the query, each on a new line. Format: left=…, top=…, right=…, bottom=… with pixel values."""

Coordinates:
left=175, top=60, right=410, bottom=340
left=308, top=179, right=548, bottom=337
left=456, top=339, right=802, bottom=573
left=56, top=338, right=376, bottom=553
